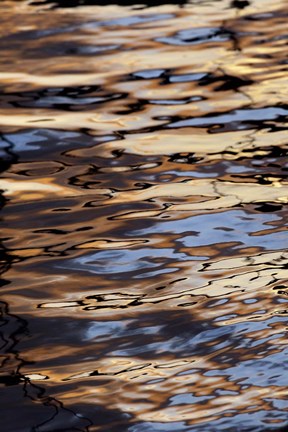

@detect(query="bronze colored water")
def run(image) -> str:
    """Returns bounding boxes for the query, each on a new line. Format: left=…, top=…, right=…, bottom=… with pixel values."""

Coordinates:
left=0, top=0, right=287, bottom=431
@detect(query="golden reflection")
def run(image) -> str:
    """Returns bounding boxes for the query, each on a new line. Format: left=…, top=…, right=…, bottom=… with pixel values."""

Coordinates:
left=0, top=0, right=287, bottom=431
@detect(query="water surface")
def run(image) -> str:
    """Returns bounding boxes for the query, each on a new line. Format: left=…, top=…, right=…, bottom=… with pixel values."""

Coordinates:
left=0, top=0, right=287, bottom=431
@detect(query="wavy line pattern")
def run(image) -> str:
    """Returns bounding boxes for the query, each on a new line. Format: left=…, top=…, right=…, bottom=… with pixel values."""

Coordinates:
left=0, top=0, right=287, bottom=431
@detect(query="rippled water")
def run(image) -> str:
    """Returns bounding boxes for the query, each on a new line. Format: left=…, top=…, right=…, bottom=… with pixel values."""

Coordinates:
left=0, top=0, right=287, bottom=431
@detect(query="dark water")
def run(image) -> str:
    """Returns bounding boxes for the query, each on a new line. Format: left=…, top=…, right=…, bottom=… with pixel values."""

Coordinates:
left=0, top=0, right=287, bottom=431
